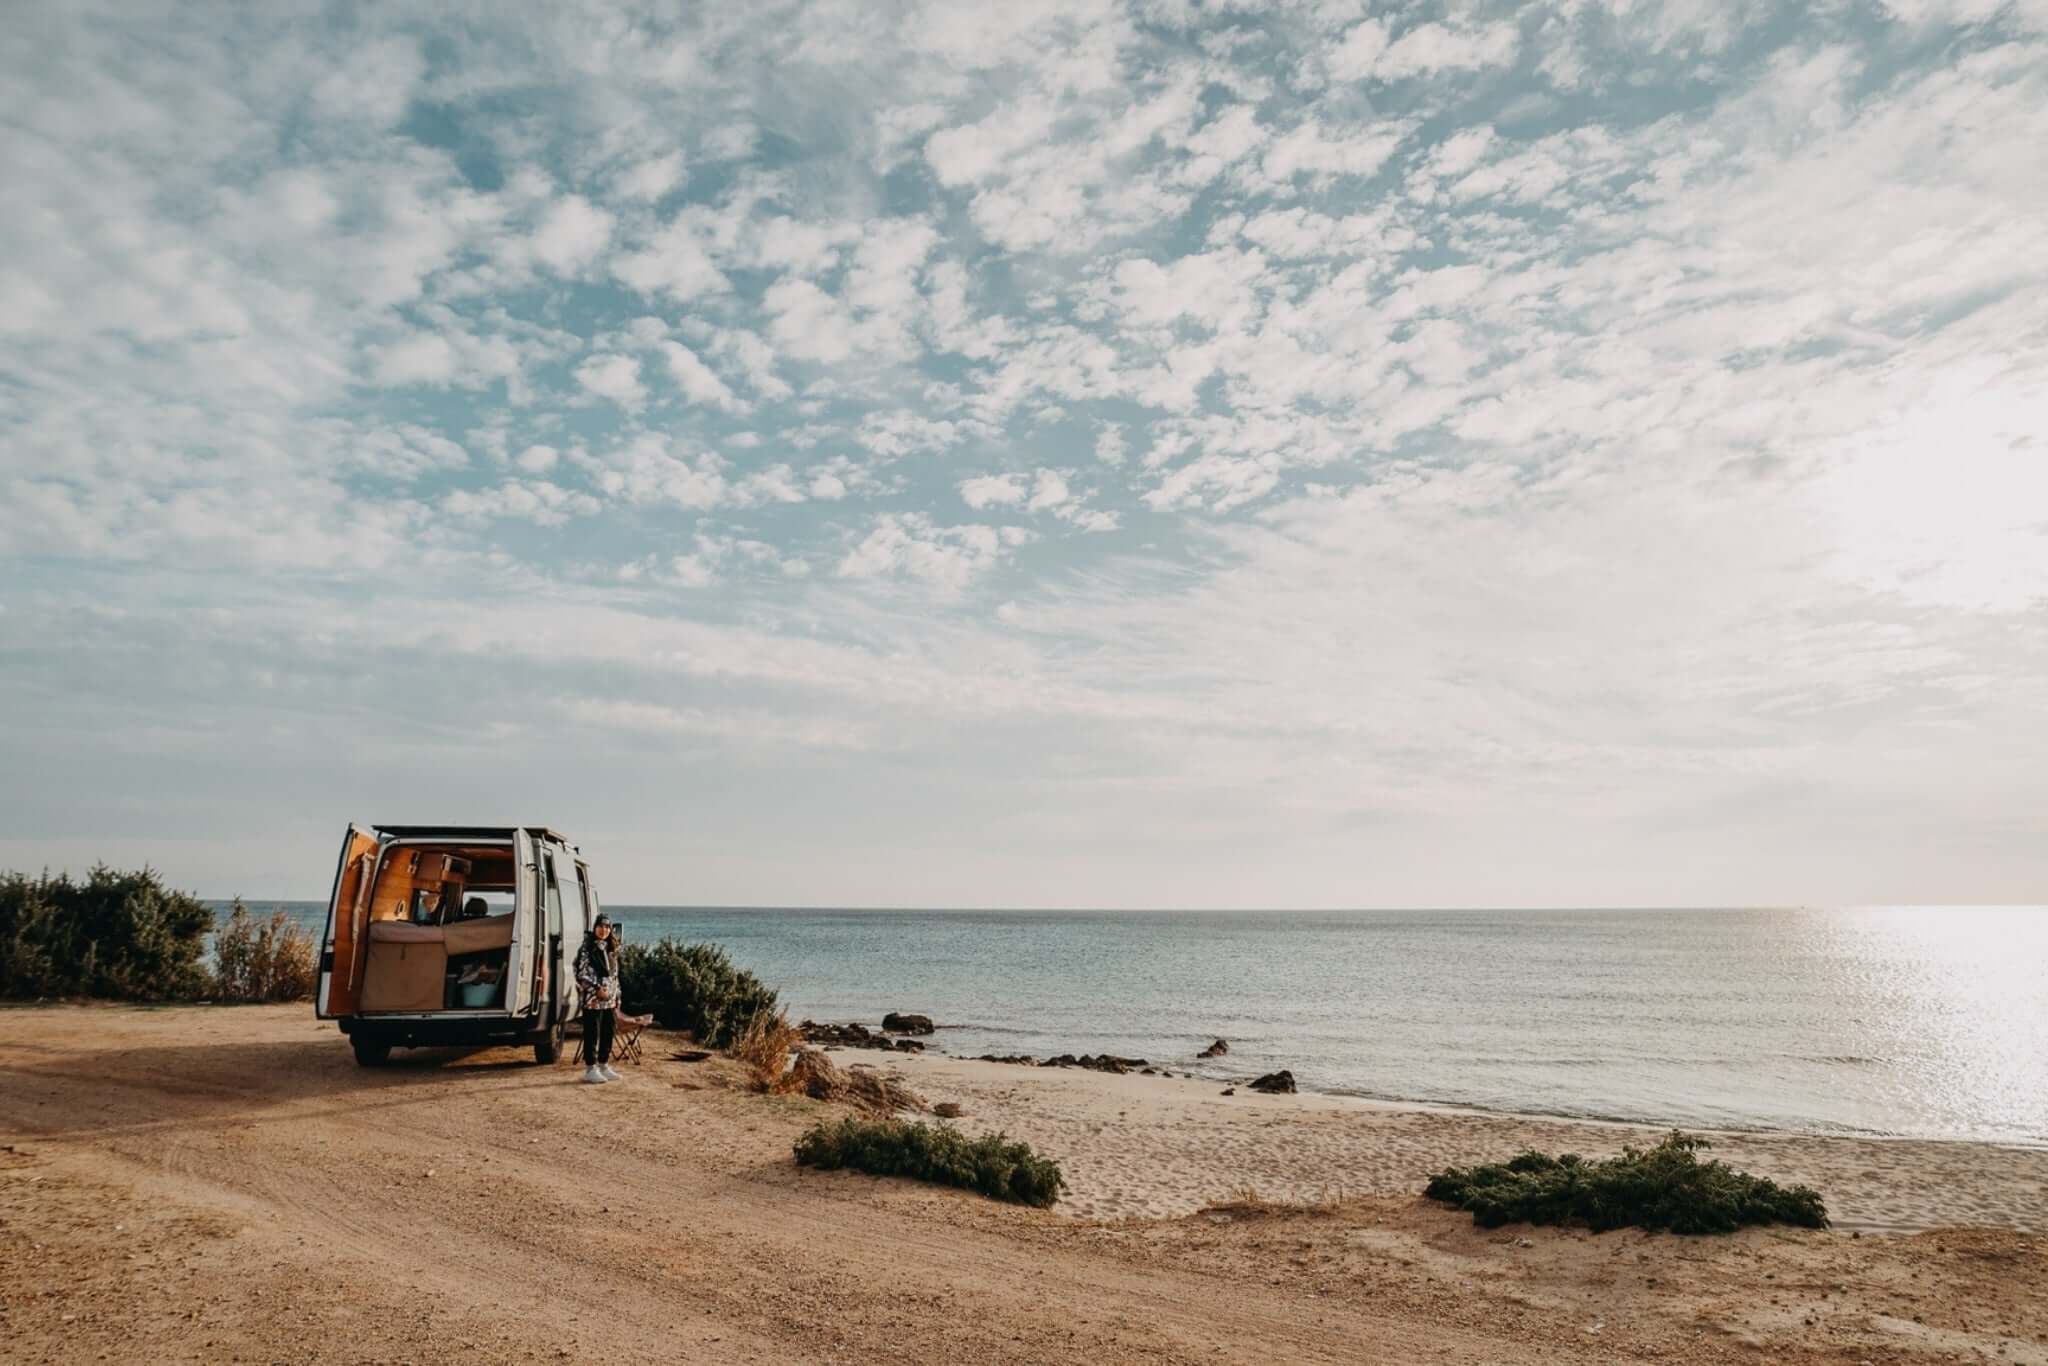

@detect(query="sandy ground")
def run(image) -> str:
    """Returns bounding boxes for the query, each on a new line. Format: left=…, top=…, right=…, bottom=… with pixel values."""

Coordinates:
left=0, top=1005, right=2041, bottom=1366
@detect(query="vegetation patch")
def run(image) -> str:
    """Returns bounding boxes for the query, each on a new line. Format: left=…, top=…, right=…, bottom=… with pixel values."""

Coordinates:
left=1424, top=1131, right=1828, bottom=1234
left=794, top=1116, right=1064, bottom=1208
left=211, top=900, right=316, bottom=1003
left=618, top=938, right=778, bottom=1048
left=2, top=866, right=213, bottom=1001
left=731, top=1008, right=804, bottom=1092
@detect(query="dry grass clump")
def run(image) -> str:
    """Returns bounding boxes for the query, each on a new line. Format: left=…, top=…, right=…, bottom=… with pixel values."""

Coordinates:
left=787, top=1047, right=928, bottom=1114
left=731, top=1009, right=804, bottom=1092
left=212, top=901, right=317, bottom=1003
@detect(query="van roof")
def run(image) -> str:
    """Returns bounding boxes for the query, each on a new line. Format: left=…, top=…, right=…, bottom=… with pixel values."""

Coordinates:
left=374, top=824, right=574, bottom=845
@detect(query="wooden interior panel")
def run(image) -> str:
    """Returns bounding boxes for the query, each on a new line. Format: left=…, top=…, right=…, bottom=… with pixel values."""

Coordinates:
left=366, top=845, right=511, bottom=923
left=327, top=828, right=380, bottom=1018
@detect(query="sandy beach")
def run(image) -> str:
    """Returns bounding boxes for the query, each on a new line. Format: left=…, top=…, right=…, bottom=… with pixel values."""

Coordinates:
left=884, top=1052, right=2048, bottom=1232
left=3, top=1004, right=2044, bottom=1365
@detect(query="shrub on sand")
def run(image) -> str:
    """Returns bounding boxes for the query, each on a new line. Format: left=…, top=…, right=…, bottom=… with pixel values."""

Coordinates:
left=211, top=900, right=317, bottom=1003
left=1424, top=1131, right=1828, bottom=1234
left=731, top=1008, right=804, bottom=1092
left=617, top=938, right=777, bottom=1047
left=793, top=1116, right=1064, bottom=1208
left=1, top=866, right=213, bottom=1001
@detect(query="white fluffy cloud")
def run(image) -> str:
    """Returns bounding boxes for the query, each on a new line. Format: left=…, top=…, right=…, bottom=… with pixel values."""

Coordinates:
left=574, top=353, right=646, bottom=410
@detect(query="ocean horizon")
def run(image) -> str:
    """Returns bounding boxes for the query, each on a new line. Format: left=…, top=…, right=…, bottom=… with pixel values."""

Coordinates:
left=231, top=902, right=2048, bottom=1148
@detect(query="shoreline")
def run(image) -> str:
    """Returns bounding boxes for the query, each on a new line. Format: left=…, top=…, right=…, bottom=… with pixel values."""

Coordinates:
left=884, top=1036, right=2048, bottom=1152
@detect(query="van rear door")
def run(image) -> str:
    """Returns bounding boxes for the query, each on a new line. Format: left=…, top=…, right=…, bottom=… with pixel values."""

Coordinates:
left=509, top=828, right=538, bottom=1016
left=317, top=824, right=380, bottom=1019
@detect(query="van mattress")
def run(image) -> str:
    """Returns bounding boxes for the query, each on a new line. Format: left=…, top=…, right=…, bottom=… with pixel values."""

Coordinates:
left=442, top=914, right=514, bottom=955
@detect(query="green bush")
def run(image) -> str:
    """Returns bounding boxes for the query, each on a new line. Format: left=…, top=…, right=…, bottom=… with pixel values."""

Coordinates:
left=1, top=866, right=214, bottom=1001
left=793, top=1116, right=1065, bottom=1208
left=617, top=938, right=778, bottom=1048
left=211, top=900, right=317, bottom=1003
left=1424, top=1131, right=1828, bottom=1234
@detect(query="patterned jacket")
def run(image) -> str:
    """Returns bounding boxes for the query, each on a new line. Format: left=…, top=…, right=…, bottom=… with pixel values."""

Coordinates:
left=574, top=934, right=619, bottom=1011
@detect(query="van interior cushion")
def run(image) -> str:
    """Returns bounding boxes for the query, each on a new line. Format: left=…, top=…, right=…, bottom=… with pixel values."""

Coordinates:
left=360, top=939, right=448, bottom=1012
left=367, top=920, right=444, bottom=944
left=442, top=913, right=514, bottom=955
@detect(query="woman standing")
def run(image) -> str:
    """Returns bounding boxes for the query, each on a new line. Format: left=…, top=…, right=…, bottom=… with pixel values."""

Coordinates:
left=574, top=914, right=623, bottom=1084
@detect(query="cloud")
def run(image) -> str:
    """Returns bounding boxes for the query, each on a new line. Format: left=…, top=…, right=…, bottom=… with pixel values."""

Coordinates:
left=573, top=353, right=646, bottom=410
left=1372, top=21, right=1521, bottom=80
left=959, top=473, right=1025, bottom=508
left=612, top=152, right=686, bottom=202
left=658, top=340, right=747, bottom=413
left=836, top=513, right=1009, bottom=591
left=528, top=195, right=615, bottom=276
left=442, top=479, right=599, bottom=525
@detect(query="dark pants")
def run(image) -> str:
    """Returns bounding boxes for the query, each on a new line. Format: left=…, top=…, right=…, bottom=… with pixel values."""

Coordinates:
left=587, top=1008, right=615, bottom=1065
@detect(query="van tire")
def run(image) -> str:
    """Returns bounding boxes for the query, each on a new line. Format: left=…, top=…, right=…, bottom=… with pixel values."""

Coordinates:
left=533, top=1019, right=563, bottom=1065
left=352, top=1035, right=392, bottom=1067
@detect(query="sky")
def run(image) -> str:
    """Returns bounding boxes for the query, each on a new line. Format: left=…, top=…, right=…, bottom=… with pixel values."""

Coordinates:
left=2, top=0, right=2045, bottom=908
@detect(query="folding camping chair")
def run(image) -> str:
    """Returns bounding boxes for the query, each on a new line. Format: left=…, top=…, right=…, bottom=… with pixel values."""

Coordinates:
left=578, top=1007, right=653, bottom=1065
left=613, top=1008, right=651, bottom=1065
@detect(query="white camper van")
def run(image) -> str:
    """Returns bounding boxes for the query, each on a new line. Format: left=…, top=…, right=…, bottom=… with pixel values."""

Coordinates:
left=316, top=824, right=599, bottom=1067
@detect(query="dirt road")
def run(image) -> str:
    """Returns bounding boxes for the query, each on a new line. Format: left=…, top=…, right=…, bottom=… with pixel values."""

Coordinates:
left=1, top=1005, right=2042, bottom=1365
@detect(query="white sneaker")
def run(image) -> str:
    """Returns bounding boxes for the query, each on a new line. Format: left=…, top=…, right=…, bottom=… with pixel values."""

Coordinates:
left=600, top=1065, right=622, bottom=1082
left=582, top=1065, right=607, bottom=1084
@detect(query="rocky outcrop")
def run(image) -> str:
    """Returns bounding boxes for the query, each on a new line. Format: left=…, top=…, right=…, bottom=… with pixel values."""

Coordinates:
left=933, top=1102, right=965, bottom=1118
left=1247, top=1069, right=1296, bottom=1094
left=881, top=1012, right=935, bottom=1035
left=978, top=1053, right=1037, bottom=1065
left=1198, top=1039, right=1229, bottom=1058
left=799, top=1020, right=924, bottom=1052
left=1041, top=1053, right=1149, bottom=1074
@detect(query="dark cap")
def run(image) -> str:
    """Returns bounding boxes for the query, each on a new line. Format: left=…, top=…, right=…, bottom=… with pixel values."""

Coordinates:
left=592, top=913, right=613, bottom=929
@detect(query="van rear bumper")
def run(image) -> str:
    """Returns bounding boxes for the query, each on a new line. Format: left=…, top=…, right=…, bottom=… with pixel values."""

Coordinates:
left=340, top=1014, right=547, bottom=1047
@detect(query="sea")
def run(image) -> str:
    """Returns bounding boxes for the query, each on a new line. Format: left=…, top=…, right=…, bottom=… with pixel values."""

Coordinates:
left=228, top=903, right=2048, bottom=1146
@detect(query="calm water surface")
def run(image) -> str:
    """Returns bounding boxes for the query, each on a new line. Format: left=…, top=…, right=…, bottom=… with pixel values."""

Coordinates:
left=242, top=904, right=2048, bottom=1144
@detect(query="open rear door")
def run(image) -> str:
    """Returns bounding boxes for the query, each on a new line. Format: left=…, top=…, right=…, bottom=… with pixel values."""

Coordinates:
left=509, top=828, right=539, bottom=1016
left=316, top=824, right=380, bottom=1019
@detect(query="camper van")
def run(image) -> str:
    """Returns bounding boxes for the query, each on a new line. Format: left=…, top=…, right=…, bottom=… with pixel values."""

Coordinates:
left=316, top=824, right=599, bottom=1067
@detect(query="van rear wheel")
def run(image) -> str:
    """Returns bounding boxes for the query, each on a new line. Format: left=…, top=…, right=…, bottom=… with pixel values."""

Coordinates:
left=351, top=1035, right=392, bottom=1067
left=533, top=1018, right=563, bottom=1065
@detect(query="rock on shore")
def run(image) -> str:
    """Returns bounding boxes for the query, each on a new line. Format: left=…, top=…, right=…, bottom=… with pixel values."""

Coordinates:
left=799, top=1020, right=924, bottom=1052
left=882, top=1012, right=936, bottom=1035
left=1248, top=1069, right=1296, bottom=1094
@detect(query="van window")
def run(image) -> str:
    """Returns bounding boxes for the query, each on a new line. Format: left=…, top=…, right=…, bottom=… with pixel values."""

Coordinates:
left=542, top=853, right=564, bottom=941
left=557, top=857, right=581, bottom=937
